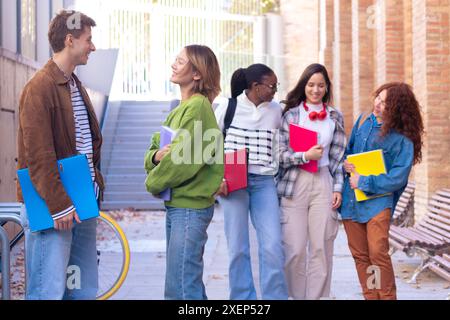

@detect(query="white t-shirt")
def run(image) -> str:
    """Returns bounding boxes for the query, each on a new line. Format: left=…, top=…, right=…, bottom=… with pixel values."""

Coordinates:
left=298, top=102, right=336, bottom=168
left=215, top=92, right=282, bottom=175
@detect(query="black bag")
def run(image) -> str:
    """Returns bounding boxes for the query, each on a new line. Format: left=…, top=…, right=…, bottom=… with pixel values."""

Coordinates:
left=222, top=98, right=237, bottom=139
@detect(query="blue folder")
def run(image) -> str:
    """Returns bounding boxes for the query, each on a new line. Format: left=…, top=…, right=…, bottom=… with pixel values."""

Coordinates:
left=17, top=155, right=99, bottom=232
left=158, top=126, right=176, bottom=201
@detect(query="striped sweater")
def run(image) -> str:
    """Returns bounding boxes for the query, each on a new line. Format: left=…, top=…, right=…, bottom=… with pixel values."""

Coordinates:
left=215, top=92, right=282, bottom=176
left=53, top=78, right=99, bottom=221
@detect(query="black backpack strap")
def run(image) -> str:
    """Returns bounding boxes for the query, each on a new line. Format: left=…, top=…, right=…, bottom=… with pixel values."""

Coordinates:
left=223, top=98, right=237, bottom=138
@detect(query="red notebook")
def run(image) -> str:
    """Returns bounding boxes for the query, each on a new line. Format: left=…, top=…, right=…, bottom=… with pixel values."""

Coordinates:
left=289, top=123, right=318, bottom=173
left=224, top=148, right=248, bottom=193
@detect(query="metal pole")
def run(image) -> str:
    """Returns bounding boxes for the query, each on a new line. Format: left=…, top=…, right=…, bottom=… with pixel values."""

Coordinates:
left=0, top=225, right=11, bottom=300
left=0, top=210, right=25, bottom=300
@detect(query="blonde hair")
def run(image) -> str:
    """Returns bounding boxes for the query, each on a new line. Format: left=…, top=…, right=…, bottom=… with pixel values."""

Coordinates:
left=184, top=45, right=221, bottom=103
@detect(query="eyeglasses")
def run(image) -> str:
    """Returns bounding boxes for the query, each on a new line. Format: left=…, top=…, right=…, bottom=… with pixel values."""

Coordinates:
left=258, top=82, right=280, bottom=92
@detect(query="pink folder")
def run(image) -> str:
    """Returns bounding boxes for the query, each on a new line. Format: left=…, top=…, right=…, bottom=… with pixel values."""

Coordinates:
left=289, top=123, right=318, bottom=173
left=224, top=148, right=248, bottom=193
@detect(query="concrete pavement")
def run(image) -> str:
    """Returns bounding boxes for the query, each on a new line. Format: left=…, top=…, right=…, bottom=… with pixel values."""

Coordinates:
left=109, top=205, right=450, bottom=300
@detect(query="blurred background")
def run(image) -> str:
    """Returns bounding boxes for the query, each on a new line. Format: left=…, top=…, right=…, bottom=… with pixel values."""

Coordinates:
left=1, top=0, right=449, bottom=217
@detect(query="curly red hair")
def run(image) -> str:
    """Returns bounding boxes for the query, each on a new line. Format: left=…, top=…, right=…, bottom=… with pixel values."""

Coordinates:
left=374, top=82, right=424, bottom=165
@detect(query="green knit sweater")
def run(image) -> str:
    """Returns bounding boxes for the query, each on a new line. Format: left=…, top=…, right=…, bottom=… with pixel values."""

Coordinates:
left=144, top=94, right=224, bottom=209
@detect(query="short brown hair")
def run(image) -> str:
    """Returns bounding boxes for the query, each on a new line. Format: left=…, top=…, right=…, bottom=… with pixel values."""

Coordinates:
left=184, top=45, right=221, bottom=103
left=48, top=10, right=96, bottom=53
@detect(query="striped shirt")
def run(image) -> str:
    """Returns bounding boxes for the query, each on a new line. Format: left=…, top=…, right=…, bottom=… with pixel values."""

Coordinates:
left=53, top=78, right=99, bottom=221
left=224, top=125, right=279, bottom=175
left=215, top=92, right=282, bottom=176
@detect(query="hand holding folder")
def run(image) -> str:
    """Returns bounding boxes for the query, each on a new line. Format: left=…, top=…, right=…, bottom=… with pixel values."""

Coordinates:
left=224, top=148, right=248, bottom=193
left=17, top=155, right=99, bottom=232
left=346, top=149, right=390, bottom=201
left=289, top=123, right=319, bottom=173
left=158, top=126, right=176, bottom=201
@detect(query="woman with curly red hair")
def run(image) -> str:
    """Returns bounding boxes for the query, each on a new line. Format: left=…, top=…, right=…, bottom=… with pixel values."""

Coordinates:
left=340, top=82, right=424, bottom=300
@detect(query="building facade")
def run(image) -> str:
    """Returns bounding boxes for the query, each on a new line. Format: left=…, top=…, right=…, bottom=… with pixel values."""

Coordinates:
left=2, top=0, right=449, bottom=222
left=281, top=0, right=450, bottom=221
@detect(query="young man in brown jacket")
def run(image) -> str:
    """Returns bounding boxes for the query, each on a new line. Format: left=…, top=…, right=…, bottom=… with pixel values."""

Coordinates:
left=17, top=10, right=104, bottom=300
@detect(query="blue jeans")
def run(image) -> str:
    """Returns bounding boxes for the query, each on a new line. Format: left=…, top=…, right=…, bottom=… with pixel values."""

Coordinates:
left=20, top=206, right=98, bottom=300
left=164, top=205, right=214, bottom=300
left=220, top=174, right=288, bottom=300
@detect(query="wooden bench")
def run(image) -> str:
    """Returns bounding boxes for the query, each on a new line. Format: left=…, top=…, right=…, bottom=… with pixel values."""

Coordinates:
left=392, top=182, right=415, bottom=227
left=427, top=254, right=450, bottom=283
left=389, top=188, right=450, bottom=283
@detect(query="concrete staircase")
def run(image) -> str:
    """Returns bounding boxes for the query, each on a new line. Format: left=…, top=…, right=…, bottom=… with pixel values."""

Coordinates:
left=101, top=100, right=172, bottom=210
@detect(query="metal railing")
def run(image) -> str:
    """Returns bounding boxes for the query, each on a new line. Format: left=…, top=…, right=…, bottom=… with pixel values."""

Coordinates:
left=74, top=0, right=265, bottom=100
left=0, top=203, right=23, bottom=300
left=0, top=226, right=10, bottom=300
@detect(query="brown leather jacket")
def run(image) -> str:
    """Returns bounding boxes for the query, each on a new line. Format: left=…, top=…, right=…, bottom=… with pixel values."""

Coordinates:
left=17, top=59, right=104, bottom=216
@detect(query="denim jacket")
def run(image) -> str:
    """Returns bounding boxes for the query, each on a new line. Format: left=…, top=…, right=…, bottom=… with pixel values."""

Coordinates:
left=340, top=113, right=414, bottom=223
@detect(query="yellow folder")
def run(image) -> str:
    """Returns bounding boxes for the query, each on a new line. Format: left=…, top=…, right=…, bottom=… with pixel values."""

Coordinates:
left=347, top=149, right=390, bottom=202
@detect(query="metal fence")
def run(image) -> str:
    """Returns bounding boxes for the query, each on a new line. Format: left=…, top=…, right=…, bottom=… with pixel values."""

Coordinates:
left=74, top=0, right=269, bottom=100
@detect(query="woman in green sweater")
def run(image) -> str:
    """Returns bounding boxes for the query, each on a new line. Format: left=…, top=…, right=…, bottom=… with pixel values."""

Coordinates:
left=144, top=45, right=223, bottom=300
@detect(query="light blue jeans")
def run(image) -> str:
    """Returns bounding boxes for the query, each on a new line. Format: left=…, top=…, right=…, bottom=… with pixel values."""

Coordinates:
left=220, top=174, right=288, bottom=300
left=164, top=205, right=214, bottom=300
left=20, top=206, right=98, bottom=300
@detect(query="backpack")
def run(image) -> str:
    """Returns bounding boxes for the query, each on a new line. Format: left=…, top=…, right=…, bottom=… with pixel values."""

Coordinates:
left=222, top=98, right=237, bottom=139
left=221, top=97, right=250, bottom=172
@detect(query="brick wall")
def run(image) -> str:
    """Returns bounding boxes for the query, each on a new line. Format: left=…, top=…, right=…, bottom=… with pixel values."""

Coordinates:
left=412, top=0, right=450, bottom=221
left=403, top=0, right=413, bottom=85
left=375, top=0, right=405, bottom=85
left=334, top=0, right=354, bottom=135
left=412, top=0, right=429, bottom=220
left=352, top=0, right=375, bottom=122
left=321, top=0, right=335, bottom=80
left=280, top=0, right=320, bottom=94
left=283, top=0, right=450, bottom=222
